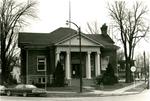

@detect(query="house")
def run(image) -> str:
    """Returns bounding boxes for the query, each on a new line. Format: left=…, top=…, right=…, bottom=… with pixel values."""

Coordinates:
left=118, top=60, right=135, bottom=79
left=18, top=24, right=119, bottom=85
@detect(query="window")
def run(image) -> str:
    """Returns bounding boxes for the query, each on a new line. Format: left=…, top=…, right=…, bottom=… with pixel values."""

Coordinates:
left=37, top=56, right=46, bottom=71
left=38, top=77, right=46, bottom=84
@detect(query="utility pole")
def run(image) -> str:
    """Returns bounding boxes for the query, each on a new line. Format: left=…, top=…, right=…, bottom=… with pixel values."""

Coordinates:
left=68, top=0, right=71, bottom=28
left=144, top=51, right=146, bottom=83
left=147, top=57, right=150, bottom=89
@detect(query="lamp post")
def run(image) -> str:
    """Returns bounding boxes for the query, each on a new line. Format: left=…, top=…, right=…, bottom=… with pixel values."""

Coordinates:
left=144, top=51, right=146, bottom=83
left=66, top=20, right=82, bottom=93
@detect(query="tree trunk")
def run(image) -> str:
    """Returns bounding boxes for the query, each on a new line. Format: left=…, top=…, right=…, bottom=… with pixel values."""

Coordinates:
left=1, top=38, right=9, bottom=84
left=1, top=49, right=9, bottom=84
left=1, top=31, right=5, bottom=84
left=125, top=58, right=132, bottom=83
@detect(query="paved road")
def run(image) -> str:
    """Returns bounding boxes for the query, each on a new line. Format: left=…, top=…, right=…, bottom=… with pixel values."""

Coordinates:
left=0, top=90, right=150, bottom=101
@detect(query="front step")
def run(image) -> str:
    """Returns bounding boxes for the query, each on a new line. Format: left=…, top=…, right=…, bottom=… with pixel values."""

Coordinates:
left=83, top=79, right=95, bottom=86
left=69, top=79, right=95, bottom=87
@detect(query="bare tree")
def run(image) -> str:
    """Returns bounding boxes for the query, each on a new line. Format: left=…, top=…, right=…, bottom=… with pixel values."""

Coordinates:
left=0, top=0, right=37, bottom=84
left=108, top=1, right=149, bottom=83
left=86, top=22, right=101, bottom=34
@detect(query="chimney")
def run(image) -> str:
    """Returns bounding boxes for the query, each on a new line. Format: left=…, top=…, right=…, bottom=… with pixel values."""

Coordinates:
left=101, top=23, right=108, bottom=35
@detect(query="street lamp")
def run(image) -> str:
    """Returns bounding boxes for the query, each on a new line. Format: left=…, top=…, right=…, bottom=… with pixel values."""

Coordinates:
left=66, top=20, right=82, bottom=93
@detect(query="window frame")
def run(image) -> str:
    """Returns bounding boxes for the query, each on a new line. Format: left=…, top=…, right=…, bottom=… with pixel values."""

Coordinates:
left=37, top=56, right=46, bottom=71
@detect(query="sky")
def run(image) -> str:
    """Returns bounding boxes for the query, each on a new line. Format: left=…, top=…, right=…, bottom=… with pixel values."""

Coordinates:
left=21, top=0, right=150, bottom=56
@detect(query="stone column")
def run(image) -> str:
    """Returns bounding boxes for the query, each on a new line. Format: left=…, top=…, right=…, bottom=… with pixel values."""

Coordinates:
left=95, top=52, right=101, bottom=76
left=55, top=51, right=60, bottom=66
left=65, top=51, right=71, bottom=79
left=86, top=51, right=91, bottom=79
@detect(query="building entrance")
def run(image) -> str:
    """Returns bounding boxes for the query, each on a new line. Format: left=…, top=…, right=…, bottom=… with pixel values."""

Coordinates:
left=72, top=64, right=80, bottom=78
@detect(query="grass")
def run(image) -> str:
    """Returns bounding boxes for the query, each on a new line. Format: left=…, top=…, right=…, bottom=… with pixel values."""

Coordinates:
left=46, top=86, right=92, bottom=93
left=45, top=82, right=134, bottom=92
left=46, top=93, right=102, bottom=97
left=93, top=82, right=133, bottom=91
left=125, top=83, right=146, bottom=92
left=45, top=82, right=145, bottom=97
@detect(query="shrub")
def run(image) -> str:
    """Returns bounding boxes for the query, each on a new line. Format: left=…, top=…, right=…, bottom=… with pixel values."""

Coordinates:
left=95, top=63, right=118, bottom=85
left=95, top=75, right=103, bottom=85
left=53, top=61, right=65, bottom=87
left=102, top=75, right=118, bottom=85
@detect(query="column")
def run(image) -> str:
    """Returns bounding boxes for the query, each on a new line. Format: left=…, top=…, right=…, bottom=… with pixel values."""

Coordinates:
left=55, top=51, right=60, bottom=66
left=95, top=52, right=101, bottom=76
left=65, top=51, right=71, bottom=79
left=86, top=51, right=91, bottom=79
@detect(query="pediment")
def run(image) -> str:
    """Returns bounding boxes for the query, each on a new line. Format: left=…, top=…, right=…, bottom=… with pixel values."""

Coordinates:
left=55, top=34, right=102, bottom=46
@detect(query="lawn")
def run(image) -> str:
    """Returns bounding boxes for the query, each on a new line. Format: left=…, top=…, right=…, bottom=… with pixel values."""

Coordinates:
left=46, top=82, right=134, bottom=92
left=125, top=83, right=146, bottom=92
left=46, top=86, right=92, bottom=93
left=94, top=82, right=133, bottom=91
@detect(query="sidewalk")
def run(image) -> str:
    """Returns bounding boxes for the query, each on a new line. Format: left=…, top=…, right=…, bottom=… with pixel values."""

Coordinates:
left=46, top=81, right=146, bottom=97
left=88, top=81, right=145, bottom=96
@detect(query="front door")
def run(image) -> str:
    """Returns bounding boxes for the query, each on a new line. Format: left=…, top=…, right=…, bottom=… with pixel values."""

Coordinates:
left=72, top=64, right=80, bottom=78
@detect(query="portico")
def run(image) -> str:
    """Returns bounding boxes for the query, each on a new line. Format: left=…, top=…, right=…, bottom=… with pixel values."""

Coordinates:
left=55, top=36, right=102, bottom=80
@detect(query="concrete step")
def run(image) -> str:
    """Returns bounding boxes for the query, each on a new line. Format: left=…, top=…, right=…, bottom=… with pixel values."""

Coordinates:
left=69, top=79, right=95, bottom=87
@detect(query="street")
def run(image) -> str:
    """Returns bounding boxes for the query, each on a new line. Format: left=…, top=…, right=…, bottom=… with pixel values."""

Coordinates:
left=0, top=90, right=150, bottom=101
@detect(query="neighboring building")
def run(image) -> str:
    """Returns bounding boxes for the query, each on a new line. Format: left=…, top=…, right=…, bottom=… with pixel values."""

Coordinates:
left=118, top=60, right=135, bottom=79
left=18, top=24, right=119, bottom=85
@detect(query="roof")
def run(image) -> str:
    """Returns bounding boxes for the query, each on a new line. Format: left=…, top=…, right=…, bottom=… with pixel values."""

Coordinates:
left=18, top=27, right=118, bottom=49
left=18, top=27, right=76, bottom=46
left=86, top=34, right=119, bottom=49
left=18, top=32, right=51, bottom=45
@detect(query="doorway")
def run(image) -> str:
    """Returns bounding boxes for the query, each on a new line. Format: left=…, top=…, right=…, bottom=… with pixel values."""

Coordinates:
left=72, top=64, right=80, bottom=78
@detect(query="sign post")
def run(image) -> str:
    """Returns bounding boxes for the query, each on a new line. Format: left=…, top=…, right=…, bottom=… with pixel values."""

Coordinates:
left=131, top=66, right=136, bottom=88
left=148, top=58, right=150, bottom=89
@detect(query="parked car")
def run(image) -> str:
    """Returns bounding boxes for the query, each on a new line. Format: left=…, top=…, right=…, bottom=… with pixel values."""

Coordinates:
left=0, top=85, right=6, bottom=95
left=5, top=84, right=47, bottom=97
